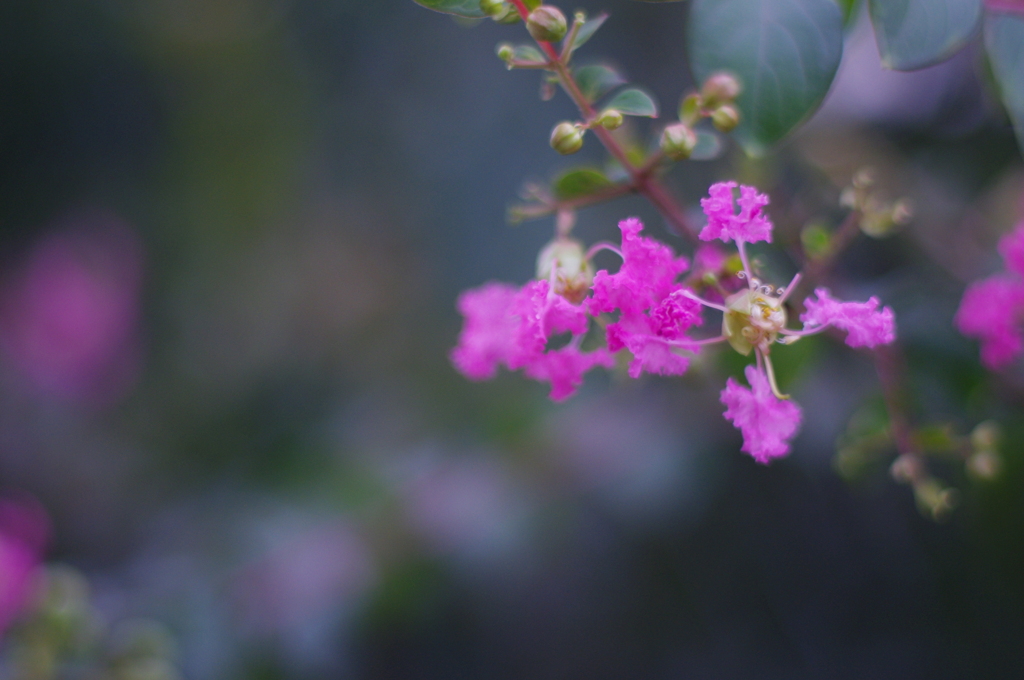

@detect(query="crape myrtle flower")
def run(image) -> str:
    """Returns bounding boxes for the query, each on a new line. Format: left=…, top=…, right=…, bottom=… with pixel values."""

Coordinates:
left=955, top=220, right=1024, bottom=369
left=451, top=182, right=897, bottom=463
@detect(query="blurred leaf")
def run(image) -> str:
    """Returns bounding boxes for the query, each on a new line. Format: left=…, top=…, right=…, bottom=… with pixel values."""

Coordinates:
left=838, top=0, right=861, bottom=26
left=553, top=168, right=613, bottom=199
left=513, top=44, right=546, bottom=62
left=688, top=0, right=843, bottom=156
left=574, top=65, right=627, bottom=102
left=412, top=0, right=486, bottom=18
left=603, top=88, right=658, bottom=117
left=690, top=129, right=724, bottom=160
left=985, top=12, right=1024, bottom=154
left=569, top=13, right=608, bottom=53
left=869, top=0, right=981, bottom=70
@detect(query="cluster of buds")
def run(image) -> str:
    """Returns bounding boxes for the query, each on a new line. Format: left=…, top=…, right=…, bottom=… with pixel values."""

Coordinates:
left=661, top=72, right=741, bottom=161
left=452, top=182, right=897, bottom=463
left=839, top=168, right=914, bottom=238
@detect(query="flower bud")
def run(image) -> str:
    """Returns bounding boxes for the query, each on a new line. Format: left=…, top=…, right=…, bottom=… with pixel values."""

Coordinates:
left=496, top=43, right=514, bottom=62
left=536, top=238, right=594, bottom=304
left=711, top=104, right=740, bottom=132
left=480, top=0, right=507, bottom=16
left=701, top=72, right=741, bottom=108
left=596, top=109, right=624, bottom=130
left=527, top=6, right=568, bottom=42
left=550, top=122, right=583, bottom=154
left=659, top=123, right=697, bottom=161
left=678, top=93, right=702, bottom=125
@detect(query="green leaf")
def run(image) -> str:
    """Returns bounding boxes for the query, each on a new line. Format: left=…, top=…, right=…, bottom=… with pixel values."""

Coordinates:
left=688, top=0, right=843, bottom=156
left=603, top=88, right=659, bottom=117
left=869, top=0, right=981, bottom=70
left=837, top=0, right=861, bottom=26
left=574, top=65, right=627, bottom=102
left=412, top=0, right=486, bottom=18
left=690, top=130, right=724, bottom=160
left=569, top=13, right=608, bottom=53
left=985, top=13, right=1024, bottom=155
left=513, top=45, right=545, bottom=63
left=553, top=168, right=613, bottom=200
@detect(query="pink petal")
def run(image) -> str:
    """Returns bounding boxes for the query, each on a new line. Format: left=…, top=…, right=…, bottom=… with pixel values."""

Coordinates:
left=523, top=346, right=616, bottom=402
left=450, top=282, right=520, bottom=380
left=720, top=366, right=802, bottom=464
left=955, top=275, right=1024, bottom=369
left=800, top=288, right=896, bottom=348
left=699, top=182, right=773, bottom=244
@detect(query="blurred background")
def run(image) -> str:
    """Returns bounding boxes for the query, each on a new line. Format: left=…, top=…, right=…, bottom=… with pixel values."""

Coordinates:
left=1, top=0, right=1023, bottom=678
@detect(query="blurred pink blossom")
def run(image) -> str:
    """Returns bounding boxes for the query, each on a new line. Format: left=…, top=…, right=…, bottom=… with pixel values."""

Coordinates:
left=0, top=496, right=49, bottom=636
left=0, top=212, right=144, bottom=404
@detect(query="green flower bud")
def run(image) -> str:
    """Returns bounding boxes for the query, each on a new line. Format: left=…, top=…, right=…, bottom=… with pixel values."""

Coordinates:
left=550, top=121, right=583, bottom=154
left=659, top=122, right=697, bottom=161
left=711, top=104, right=740, bottom=132
left=536, top=238, right=594, bottom=304
left=496, top=43, right=514, bottom=62
left=596, top=109, right=624, bottom=130
left=701, top=72, right=741, bottom=108
left=527, top=6, right=568, bottom=42
left=678, top=93, right=702, bottom=125
left=480, top=0, right=507, bottom=16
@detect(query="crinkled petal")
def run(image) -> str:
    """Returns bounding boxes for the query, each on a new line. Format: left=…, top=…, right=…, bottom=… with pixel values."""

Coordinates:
left=589, top=218, right=689, bottom=316
left=955, top=275, right=1024, bottom=369
left=999, top=221, right=1024, bottom=279
left=720, top=366, right=802, bottom=464
left=523, top=346, right=616, bottom=402
left=507, top=280, right=590, bottom=369
left=450, top=282, right=520, bottom=380
left=699, top=182, right=773, bottom=244
left=800, top=288, right=896, bottom=348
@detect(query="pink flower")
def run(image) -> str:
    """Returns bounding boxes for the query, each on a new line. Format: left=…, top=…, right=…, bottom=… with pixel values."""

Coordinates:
left=606, top=293, right=703, bottom=378
left=523, top=346, right=616, bottom=401
left=720, top=366, right=803, bottom=464
left=955, top=275, right=1024, bottom=369
left=589, top=218, right=689, bottom=317
left=450, top=283, right=520, bottom=380
left=0, top=497, right=49, bottom=636
left=699, top=182, right=774, bottom=244
left=800, top=288, right=896, bottom=348
left=451, top=279, right=604, bottom=400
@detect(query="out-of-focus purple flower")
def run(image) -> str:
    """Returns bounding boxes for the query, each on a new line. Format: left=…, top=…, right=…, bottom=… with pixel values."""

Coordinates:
left=233, top=522, right=376, bottom=635
left=0, top=496, right=49, bottom=636
left=956, top=221, right=1024, bottom=369
left=800, top=288, right=897, bottom=348
left=956, top=275, right=1024, bottom=369
left=699, top=182, right=773, bottom=244
left=0, top=212, right=144, bottom=404
left=721, top=366, right=803, bottom=464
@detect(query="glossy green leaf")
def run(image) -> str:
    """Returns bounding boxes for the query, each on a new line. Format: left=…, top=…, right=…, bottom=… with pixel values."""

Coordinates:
left=602, top=88, right=658, bottom=117
left=569, top=13, right=608, bottom=54
left=690, top=130, right=724, bottom=160
left=985, top=13, right=1024, bottom=154
left=688, top=0, right=843, bottom=156
left=553, top=168, right=613, bottom=200
left=412, top=0, right=486, bottom=19
left=574, top=65, right=627, bottom=103
left=869, top=0, right=981, bottom=70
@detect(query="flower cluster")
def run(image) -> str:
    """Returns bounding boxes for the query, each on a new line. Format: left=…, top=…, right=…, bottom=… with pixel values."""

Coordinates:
left=452, top=182, right=897, bottom=463
left=955, top=220, right=1024, bottom=369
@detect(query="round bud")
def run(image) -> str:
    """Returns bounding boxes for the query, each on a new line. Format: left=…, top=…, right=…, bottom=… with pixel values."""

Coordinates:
left=550, top=121, right=583, bottom=155
left=480, top=0, right=507, bottom=16
left=536, top=238, right=594, bottom=304
left=710, top=104, right=740, bottom=133
left=527, top=6, right=568, bottom=42
left=659, top=123, right=697, bottom=161
left=496, top=43, right=514, bottom=62
left=596, top=109, right=624, bottom=130
left=701, top=72, right=741, bottom=108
